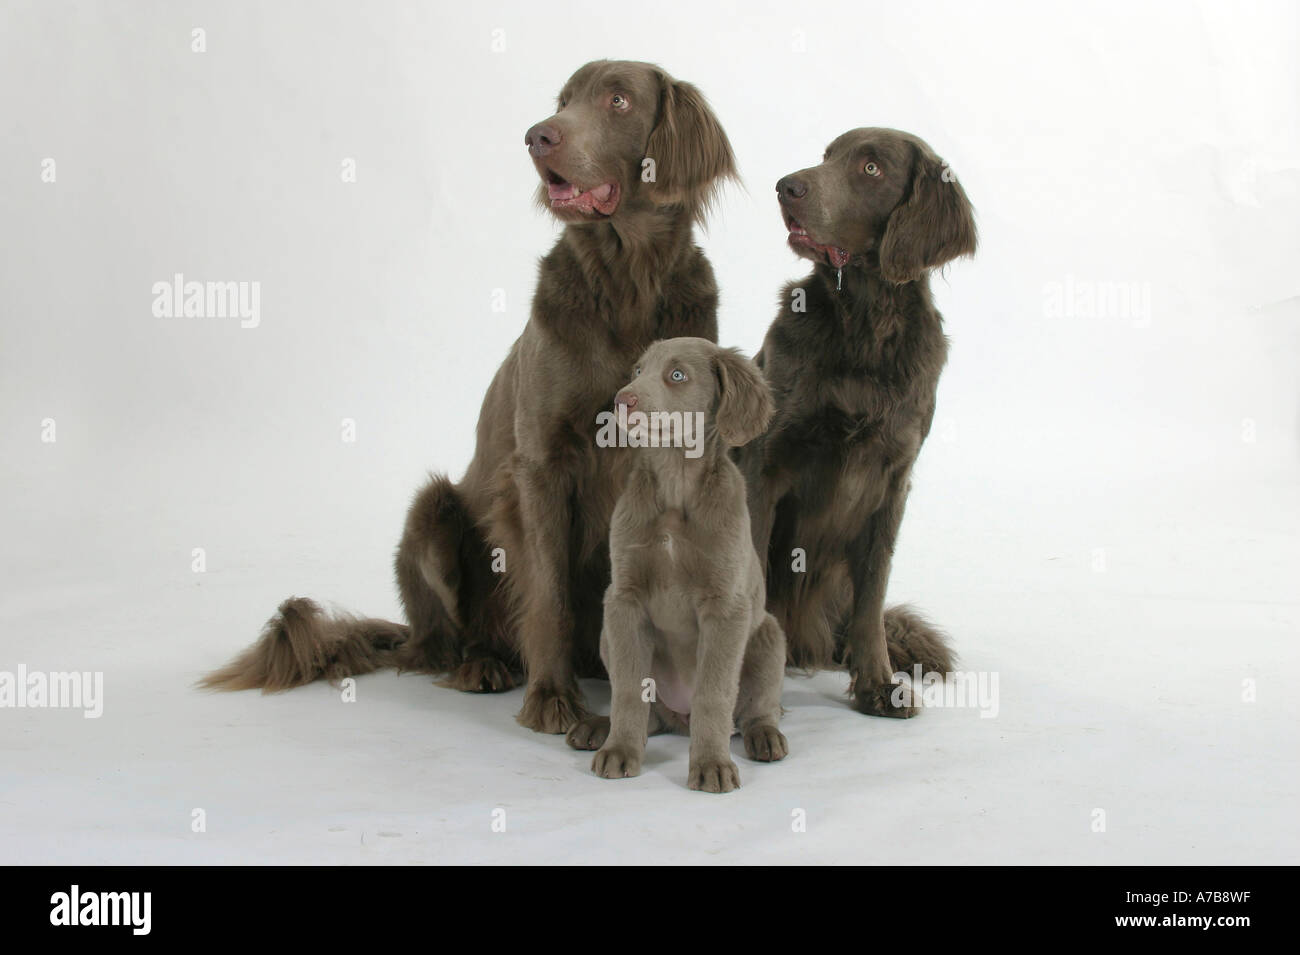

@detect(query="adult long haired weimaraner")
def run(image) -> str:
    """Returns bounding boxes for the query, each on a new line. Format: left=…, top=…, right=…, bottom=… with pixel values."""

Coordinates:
left=740, top=128, right=977, bottom=717
left=202, top=61, right=737, bottom=734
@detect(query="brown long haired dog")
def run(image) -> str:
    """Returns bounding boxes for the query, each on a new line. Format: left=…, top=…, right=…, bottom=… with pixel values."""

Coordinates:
left=202, top=62, right=737, bottom=734
left=566, top=338, right=788, bottom=793
left=739, top=128, right=976, bottom=717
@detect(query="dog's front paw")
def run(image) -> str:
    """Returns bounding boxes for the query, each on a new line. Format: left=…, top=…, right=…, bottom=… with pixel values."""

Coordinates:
left=566, top=715, right=610, bottom=751
left=592, top=743, right=643, bottom=779
left=743, top=724, right=789, bottom=762
left=437, top=657, right=515, bottom=693
left=516, top=684, right=588, bottom=734
left=688, top=757, right=740, bottom=793
left=851, top=679, right=919, bottom=718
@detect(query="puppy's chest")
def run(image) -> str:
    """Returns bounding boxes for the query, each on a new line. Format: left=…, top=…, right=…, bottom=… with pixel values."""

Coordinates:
left=629, top=511, right=710, bottom=591
left=642, top=510, right=696, bottom=568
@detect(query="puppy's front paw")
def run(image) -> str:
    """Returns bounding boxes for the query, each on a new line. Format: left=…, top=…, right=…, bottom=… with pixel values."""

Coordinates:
left=743, top=724, right=788, bottom=762
left=592, top=743, right=642, bottom=779
left=688, top=758, right=740, bottom=793
left=852, top=679, right=919, bottom=718
left=516, top=684, right=588, bottom=734
left=566, top=715, right=610, bottom=751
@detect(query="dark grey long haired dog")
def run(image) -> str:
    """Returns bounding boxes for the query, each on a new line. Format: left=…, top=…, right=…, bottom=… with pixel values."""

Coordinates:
left=739, top=128, right=977, bottom=716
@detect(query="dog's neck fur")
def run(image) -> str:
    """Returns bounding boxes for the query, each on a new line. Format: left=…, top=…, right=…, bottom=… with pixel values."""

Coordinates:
left=563, top=203, right=697, bottom=324
left=808, top=260, right=939, bottom=373
left=635, top=431, right=729, bottom=519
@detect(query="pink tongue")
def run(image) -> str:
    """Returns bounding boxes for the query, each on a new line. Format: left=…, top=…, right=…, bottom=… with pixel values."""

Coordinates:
left=590, top=183, right=613, bottom=201
left=828, top=246, right=850, bottom=268
left=548, top=182, right=577, bottom=200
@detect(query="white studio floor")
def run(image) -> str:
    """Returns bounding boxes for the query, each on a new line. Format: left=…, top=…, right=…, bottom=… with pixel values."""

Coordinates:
left=3, top=467, right=1296, bottom=866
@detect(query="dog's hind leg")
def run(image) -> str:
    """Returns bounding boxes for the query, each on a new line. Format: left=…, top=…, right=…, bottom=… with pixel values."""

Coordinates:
left=396, top=474, right=515, bottom=690
left=736, top=613, right=789, bottom=762
left=566, top=706, right=672, bottom=751
left=774, top=564, right=840, bottom=670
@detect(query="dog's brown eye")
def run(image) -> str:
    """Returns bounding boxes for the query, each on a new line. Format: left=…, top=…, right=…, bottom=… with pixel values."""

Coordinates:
left=611, top=94, right=629, bottom=110
left=864, top=162, right=881, bottom=177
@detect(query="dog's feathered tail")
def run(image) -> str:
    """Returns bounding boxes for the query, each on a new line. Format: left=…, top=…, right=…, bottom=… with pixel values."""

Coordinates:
left=200, top=476, right=491, bottom=693
left=883, top=604, right=954, bottom=675
left=197, top=597, right=410, bottom=692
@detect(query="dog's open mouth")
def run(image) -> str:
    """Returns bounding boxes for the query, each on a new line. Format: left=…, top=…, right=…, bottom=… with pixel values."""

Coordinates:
left=784, top=213, right=850, bottom=268
left=545, top=169, right=620, bottom=216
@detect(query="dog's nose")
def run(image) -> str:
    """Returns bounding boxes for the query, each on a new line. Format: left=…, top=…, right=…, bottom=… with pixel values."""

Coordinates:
left=615, top=391, right=638, bottom=411
left=776, top=175, right=808, bottom=200
left=525, top=123, right=562, bottom=158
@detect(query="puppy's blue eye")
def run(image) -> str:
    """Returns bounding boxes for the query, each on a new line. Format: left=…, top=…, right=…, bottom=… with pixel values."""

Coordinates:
left=671, top=370, right=686, bottom=382
left=634, top=366, right=641, bottom=376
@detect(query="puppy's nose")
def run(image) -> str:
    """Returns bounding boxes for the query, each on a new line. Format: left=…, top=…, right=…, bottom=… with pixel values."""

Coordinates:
left=776, top=175, right=808, bottom=200
left=615, top=391, right=638, bottom=411
left=525, top=123, right=562, bottom=158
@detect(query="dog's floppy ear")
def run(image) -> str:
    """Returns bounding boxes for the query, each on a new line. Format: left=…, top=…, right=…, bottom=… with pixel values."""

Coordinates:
left=879, top=143, right=977, bottom=284
left=712, top=347, right=774, bottom=448
left=644, top=71, right=737, bottom=217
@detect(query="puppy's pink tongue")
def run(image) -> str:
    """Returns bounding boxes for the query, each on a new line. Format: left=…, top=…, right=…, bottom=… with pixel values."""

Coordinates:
left=548, top=182, right=577, bottom=201
left=829, top=247, right=850, bottom=268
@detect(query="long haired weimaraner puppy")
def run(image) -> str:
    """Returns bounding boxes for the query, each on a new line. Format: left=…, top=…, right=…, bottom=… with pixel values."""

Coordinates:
left=567, top=337, right=788, bottom=793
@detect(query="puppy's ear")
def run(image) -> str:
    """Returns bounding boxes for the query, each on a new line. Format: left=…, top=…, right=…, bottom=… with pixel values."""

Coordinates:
left=644, top=72, right=737, bottom=217
left=712, top=348, right=773, bottom=448
left=879, top=144, right=977, bottom=284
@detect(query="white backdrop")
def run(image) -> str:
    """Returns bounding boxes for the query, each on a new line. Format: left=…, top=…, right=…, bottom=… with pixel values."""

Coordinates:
left=2, top=0, right=1297, bottom=864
